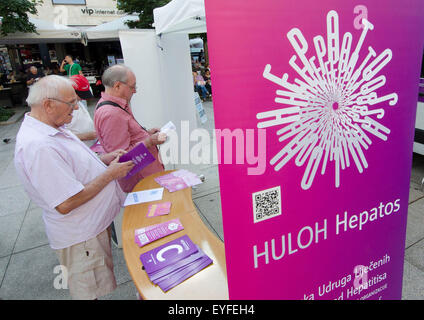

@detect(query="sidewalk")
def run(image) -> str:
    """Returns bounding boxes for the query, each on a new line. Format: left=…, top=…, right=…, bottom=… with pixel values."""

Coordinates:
left=0, top=100, right=423, bottom=299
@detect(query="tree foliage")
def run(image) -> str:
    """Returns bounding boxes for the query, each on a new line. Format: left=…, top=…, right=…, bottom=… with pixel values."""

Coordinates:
left=116, top=0, right=171, bottom=29
left=0, top=0, right=42, bottom=37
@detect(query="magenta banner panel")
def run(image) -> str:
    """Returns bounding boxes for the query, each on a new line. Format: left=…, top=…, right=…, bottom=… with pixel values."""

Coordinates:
left=205, top=0, right=424, bottom=299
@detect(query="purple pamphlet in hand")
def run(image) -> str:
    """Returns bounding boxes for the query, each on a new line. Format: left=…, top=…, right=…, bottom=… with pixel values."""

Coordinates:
left=119, top=143, right=155, bottom=178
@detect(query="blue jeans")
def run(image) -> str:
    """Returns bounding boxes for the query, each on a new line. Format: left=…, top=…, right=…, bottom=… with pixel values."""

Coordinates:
left=195, top=84, right=209, bottom=99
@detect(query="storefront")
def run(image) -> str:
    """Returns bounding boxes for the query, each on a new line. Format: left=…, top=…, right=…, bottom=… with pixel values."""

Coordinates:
left=0, top=0, right=129, bottom=103
left=0, top=39, right=124, bottom=103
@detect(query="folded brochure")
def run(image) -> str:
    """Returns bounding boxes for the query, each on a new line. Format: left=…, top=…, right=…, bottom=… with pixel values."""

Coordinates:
left=146, top=202, right=171, bottom=218
left=134, top=218, right=183, bottom=247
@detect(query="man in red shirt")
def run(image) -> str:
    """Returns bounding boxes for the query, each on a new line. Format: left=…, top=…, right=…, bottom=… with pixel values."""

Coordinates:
left=94, top=65, right=165, bottom=192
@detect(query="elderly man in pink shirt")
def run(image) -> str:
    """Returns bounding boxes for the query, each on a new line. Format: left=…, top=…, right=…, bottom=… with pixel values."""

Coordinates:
left=14, top=75, right=134, bottom=300
left=94, top=64, right=165, bottom=192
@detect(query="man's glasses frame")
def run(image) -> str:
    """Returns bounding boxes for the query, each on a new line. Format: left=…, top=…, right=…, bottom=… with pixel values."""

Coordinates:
left=47, top=97, right=78, bottom=108
left=119, top=81, right=137, bottom=91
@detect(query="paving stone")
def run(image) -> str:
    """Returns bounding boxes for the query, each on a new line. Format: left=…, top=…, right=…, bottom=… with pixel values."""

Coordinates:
left=409, top=184, right=424, bottom=204
left=0, top=212, right=26, bottom=258
left=190, top=165, right=221, bottom=198
left=405, top=238, right=424, bottom=272
left=0, top=150, right=13, bottom=178
left=0, top=245, right=69, bottom=300
left=408, top=198, right=424, bottom=217
left=0, top=185, right=30, bottom=217
left=14, top=207, right=49, bottom=254
left=410, top=153, right=424, bottom=185
left=99, top=281, right=138, bottom=300
left=405, top=208, right=424, bottom=248
left=111, top=247, right=132, bottom=286
left=0, top=256, right=10, bottom=289
left=28, top=200, right=40, bottom=211
left=402, top=260, right=424, bottom=300
left=0, top=159, right=23, bottom=191
left=193, top=191, right=224, bottom=241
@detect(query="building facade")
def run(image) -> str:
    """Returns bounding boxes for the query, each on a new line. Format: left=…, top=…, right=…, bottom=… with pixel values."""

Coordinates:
left=29, top=0, right=126, bottom=27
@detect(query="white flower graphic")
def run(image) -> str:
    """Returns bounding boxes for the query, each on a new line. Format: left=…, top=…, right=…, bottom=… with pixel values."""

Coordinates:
left=258, top=10, right=398, bottom=190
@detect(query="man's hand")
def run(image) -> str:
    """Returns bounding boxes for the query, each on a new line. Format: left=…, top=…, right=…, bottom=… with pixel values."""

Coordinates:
left=147, top=127, right=160, bottom=135
left=106, top=156, right=134, bottom=180
left=147, top=132, right=167, bottom=147
left=60, top=59, right=67, bottom=72
left=55, top=155, right=134, bottom=215
left=100, top=149, right=127, bottom=165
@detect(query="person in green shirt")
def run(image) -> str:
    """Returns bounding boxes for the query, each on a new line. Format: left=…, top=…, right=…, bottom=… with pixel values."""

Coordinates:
left=60, top=55, right=83, bottom=77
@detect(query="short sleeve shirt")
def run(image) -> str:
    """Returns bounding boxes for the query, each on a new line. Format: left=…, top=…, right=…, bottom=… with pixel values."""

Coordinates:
left=94, top=92, right=164, bottom=192
left=14, top=113, right=126, bottom=250
left=26, top=72, right=45, bottom=85
left=64, top=63, right=82, bottom=76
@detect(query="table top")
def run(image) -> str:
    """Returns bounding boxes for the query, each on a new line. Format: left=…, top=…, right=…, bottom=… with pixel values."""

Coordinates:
left=122, top=170, right=229, bottom=300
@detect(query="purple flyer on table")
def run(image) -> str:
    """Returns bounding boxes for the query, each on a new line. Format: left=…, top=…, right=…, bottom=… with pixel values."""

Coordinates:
left=158, top=255, right=213, bottom=292
left=139, top=235, right=198, bottom=275
left=149, top=246, right=205, bottom=282
left=154, top=170, right=202, bottom=192
left=119, top=143, right=155, bottom=178
left=155, top=175, right=188, bottom=192
left=134, top=218, right=184, bottom=247
left=154, top=250, right=211, bottom=285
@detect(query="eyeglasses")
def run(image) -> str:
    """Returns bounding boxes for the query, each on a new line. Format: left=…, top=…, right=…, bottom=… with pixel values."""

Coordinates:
left=47, top=97, right=78, bottom=108
left=119, top=81, right=137, bottom=91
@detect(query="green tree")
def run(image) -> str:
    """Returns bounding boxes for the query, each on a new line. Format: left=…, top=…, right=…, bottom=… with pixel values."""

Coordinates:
left=0, top=0, right=43, bottom=37
left=116, top=0, right=171, bottom=29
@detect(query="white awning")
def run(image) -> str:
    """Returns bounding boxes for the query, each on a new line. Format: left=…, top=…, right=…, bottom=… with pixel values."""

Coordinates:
left=153, top=0, right=206, bottom=35
left=0, top=17, right=82, bottom=44
left=84, top=15, right=139, bottom=40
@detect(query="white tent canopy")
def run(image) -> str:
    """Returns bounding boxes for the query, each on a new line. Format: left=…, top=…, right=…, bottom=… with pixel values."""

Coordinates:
left=116, top=0, right=208, bottom=161
left=84, top=15, right=139, bottom=41
left=153, top=0, right=206, bottom=35
left=0, top=17, right=82, bottom=44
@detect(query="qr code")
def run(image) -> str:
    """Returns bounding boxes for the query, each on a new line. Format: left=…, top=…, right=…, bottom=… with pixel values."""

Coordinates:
left=137, top=233, right=149, bottom=245
left=252, top=186, right=282, bottom=223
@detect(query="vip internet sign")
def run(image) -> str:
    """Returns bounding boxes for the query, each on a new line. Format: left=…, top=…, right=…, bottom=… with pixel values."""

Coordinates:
left=205, top=0, right=424, bottom=299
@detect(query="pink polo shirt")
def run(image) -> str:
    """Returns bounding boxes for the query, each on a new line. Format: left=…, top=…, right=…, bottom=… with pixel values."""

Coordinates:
left=14, top=113, right=126, bottom=250
left=94, top=92, right=164, bottom=192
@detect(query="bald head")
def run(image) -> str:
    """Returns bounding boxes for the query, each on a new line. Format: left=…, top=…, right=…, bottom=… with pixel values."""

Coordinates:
left=102, top=64, right=134, bottom=88
left=101, top=64, right=137, bottom=103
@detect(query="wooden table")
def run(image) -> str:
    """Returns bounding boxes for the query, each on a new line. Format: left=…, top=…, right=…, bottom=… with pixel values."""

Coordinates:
left=122, top=170, right=229, bottom=300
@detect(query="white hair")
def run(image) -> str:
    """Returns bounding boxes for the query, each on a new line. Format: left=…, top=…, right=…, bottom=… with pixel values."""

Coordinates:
left=102, top=64, right=133, bottom=88
left=26, top=75, right=74, bottom=107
